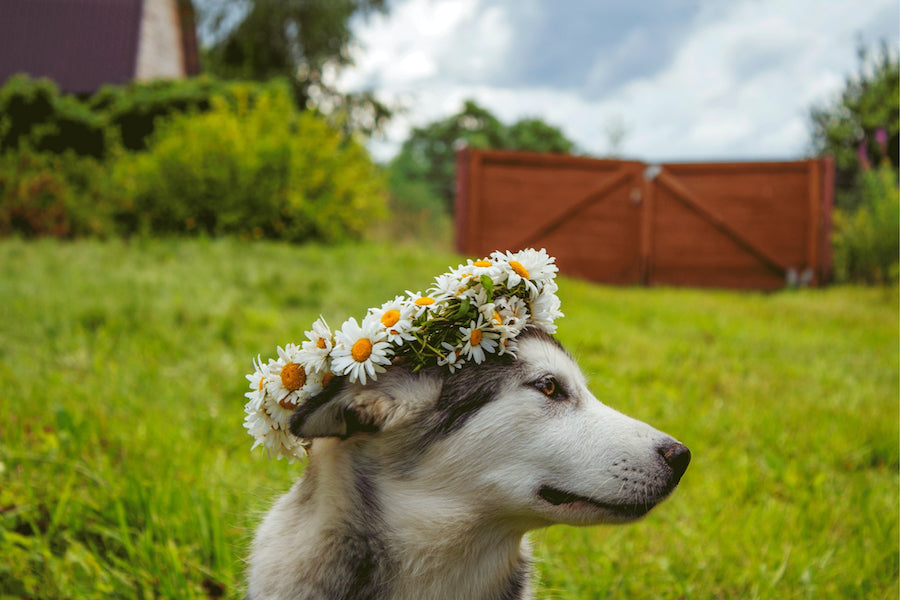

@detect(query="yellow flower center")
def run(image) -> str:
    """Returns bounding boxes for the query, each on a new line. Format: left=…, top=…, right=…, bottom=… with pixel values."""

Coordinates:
left=509, top=260, right=530, bottom=280
left=280, top=363, right=306, bottom=391
left=414, top=296, right=435, bottom=306
left=470, top=329, right=483, bottom=346
left=492, top=310, right=503, bottom=325
left=258, top=377, right=265, bottom=391
left=381, top=309, right=401, bottom=327
left=473, top=259, right=491, bottom=267
left=351, top=338, right=373, bottom=362
left=316, top=337, right=327, bottom=349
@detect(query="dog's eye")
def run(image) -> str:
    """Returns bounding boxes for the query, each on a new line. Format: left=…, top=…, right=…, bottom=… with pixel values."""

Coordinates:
left=535, top=376, right=565, bottom=400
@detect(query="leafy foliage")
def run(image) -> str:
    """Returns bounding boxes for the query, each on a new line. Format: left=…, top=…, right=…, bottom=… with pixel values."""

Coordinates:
left=0, top=150, right=118, bottom=237
left=388, top=100, right=576, bottom=215
left=113, top=84, right=386, bottom=242
left=833, top=160, right=899, bottom=284
left=0, top=75, right=107, bottom=158
left=89, top=75, right=253, bottom=151
left=202, top=0, right=392, bottom=135
left=0, top=75, right=389, bottom=242
left=0, top=73, right=290, bottom=156
left=809, top=41, right=899, bottom=211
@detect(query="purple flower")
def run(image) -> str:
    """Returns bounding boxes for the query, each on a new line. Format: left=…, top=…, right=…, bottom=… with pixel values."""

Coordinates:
left=875, top=128, right=888, bottom=153
left=858, top=141, right=871, bottom=171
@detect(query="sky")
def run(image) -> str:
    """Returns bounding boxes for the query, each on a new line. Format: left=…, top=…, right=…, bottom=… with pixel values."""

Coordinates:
left=332, top=0, right=899, bottom=163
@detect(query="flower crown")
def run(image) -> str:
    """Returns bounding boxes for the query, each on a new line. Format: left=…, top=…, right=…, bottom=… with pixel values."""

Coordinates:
left=243, top=248, right=563, bottom=460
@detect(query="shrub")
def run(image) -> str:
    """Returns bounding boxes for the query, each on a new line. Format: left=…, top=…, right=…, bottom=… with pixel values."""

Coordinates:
left=113, top=84, right=386, bottom=242
left=0, top=75, right=107, bottom=158
left=0, top=150, right=117, bottom=237
left=384, top=155, right=451, bottom=242
left=833, top=161, right=900, bottom=284
left=90, top=76, right=255, bottom=151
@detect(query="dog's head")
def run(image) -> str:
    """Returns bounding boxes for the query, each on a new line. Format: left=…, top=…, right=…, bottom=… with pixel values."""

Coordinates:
left=290, top=328, right=689, bottom=528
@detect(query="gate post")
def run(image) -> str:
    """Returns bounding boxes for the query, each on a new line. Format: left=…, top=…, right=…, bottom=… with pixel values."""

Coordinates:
left=818, top=156, right=836, bottom=285
left=640, top=164, right=661, bottom=286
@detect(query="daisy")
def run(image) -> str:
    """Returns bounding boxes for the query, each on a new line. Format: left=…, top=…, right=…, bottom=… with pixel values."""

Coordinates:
left=369, top=296, right=417, bottom=344
left=493, top=295, right=530, bottom=333
left=244, top=355, right=269, bottom=411
left=299, top=316, right=333, bottom=374
left=264, top=344, right=324, bottom=416
left=492, top=248, right=558, bottom=296
left=459, top=316, right=499, bottom=364
left=530, top=281, right=564, bottom=334
left=437, top=341, right=465, bottom=373
left=405, top=290, right=441, bottom=318
left=452, top=257, right=504, bottom=287
left=429, top=272, right=471, bottom=301
left=243, top=405, right=306, bottom=461
left=490, top=296, right=530, bottom=355
left=442, top=257, right=503, bottom=293
left=331, top=315, right=393, bottom=384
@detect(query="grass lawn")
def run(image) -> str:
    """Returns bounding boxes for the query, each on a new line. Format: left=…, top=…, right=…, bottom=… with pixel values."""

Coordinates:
left=1, top=238, right=897, bottom=599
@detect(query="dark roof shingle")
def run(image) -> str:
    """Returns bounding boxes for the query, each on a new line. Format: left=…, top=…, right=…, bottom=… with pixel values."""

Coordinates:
left=0, top=0, right=143, bottom=94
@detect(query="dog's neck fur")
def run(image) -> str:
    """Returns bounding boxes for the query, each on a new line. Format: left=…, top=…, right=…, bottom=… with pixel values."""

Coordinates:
left=380, top=478, right=532, bottom=600
left=248, top=437, right=532, bottom=600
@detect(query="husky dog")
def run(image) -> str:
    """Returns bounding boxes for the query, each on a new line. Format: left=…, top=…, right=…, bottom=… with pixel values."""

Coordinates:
left=247, top=328, right=690, bottom=600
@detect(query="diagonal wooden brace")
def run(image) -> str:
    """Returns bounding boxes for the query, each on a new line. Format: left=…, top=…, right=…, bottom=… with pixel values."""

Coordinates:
left=655, top=170, right=789, bottom=276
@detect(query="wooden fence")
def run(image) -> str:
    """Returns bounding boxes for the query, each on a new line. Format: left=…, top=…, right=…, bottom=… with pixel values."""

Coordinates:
left=455, top=149, right=835, bottom=290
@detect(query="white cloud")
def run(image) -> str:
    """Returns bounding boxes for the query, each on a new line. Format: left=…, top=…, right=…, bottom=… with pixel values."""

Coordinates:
left=338, top=0, right=898, bottom=162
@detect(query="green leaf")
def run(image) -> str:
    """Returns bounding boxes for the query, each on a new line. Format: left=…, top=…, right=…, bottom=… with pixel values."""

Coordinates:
left=480, top=274, right=493, bottom=298
left=455, top=296, right=470, bottom=320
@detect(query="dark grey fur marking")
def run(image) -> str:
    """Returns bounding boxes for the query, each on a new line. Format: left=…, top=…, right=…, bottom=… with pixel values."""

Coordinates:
left=289, top=376, right=347, bottom=437
left=496, top=554, right=531, bottom=600
left=418, top=328, right=564, bottom=448
left=308, top=456, right=396, bottom=600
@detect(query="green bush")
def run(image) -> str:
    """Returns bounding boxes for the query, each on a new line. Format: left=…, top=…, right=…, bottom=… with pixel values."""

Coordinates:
left=90, top=76, right=257, bottom=151
left=113, top=84, right=386, bottom=241
left=0, top=150, right=117, bottom=237
left=833, top=161, right=900, bottom=284
left=0, top=74, right=268, bottom=158
left=0, top=75, right=107, bottom=158
left=384, top=154, right=451, bottom=242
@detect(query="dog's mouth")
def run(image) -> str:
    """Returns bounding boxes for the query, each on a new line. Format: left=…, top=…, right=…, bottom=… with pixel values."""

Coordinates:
left=537, top=485, right=654, bottom=519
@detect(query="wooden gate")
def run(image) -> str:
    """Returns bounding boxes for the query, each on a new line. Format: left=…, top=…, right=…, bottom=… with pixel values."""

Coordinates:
left=455, top=149, right=834, bottom=290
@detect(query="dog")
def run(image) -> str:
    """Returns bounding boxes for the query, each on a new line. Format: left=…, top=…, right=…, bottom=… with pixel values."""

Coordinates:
left=247, top=327, right=690, bottom=599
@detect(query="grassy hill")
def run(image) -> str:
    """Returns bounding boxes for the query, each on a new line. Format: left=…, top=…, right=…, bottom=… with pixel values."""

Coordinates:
left=1, top=238, right=896, bottom=599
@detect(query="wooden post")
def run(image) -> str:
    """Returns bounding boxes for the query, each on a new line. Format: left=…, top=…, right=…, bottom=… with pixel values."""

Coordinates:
left=806, top=159, right=822, bottom=285
left=640, top=164, right=659, bottom=285
left=818, top=156, right=836, bottom=285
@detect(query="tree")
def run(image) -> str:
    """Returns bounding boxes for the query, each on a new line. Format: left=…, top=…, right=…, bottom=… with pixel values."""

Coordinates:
left=201, top=0, right=391, bottom=135
left=809, top=40, right=899, bottom=211
left=389, top=100, right=576, bottom=215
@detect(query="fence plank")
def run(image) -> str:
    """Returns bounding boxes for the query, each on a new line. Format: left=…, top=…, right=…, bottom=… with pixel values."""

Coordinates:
left=655, top=170, right=789, bottom=276
left=514, top=169, right=633, bottom=250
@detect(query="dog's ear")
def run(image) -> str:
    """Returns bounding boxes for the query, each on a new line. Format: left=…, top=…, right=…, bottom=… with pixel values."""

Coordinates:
left=290, top=381, right=402, bottom=439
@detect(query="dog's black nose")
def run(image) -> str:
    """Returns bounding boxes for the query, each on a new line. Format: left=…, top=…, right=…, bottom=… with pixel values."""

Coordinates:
left=658, top=441, right=691, bottom=483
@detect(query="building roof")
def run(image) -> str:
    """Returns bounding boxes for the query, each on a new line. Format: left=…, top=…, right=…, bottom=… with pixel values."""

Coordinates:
left=0, top=0, right=198, bottom=95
